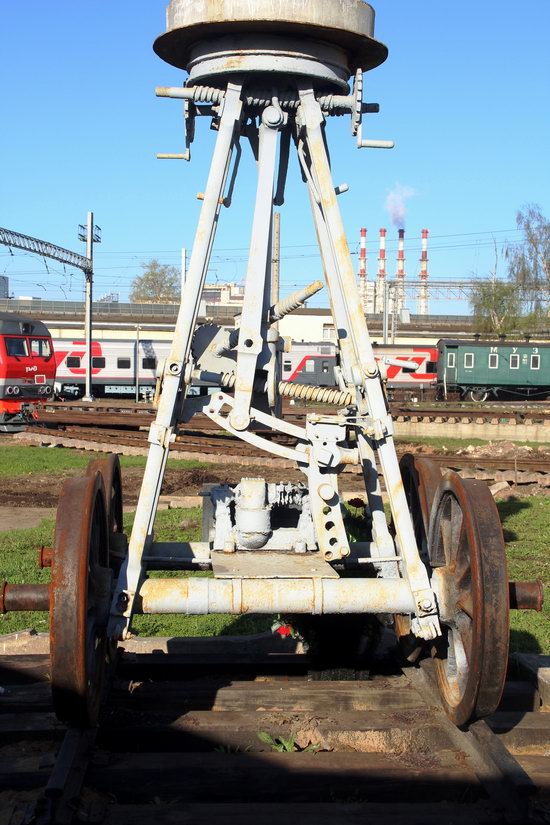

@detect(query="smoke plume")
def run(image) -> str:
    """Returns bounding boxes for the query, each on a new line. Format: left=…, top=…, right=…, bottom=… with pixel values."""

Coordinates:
left=385, top=184, right=416, bottom=229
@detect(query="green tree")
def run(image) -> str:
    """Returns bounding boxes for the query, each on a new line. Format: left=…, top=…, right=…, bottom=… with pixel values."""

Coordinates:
left=506, top=204, right=550, bottom=316
left=469, top=279, right=521, bottom=335
left=129, top=259, right=180, bottom=303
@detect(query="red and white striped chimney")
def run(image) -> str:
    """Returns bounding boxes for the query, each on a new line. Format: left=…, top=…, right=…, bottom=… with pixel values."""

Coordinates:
left=418, top=228, right=429, bottom=315
left=375, top=228, right=386, bottom=313
left=396, top=228, right=406, bottom=312
left=358, top=227, right=367, bottom=311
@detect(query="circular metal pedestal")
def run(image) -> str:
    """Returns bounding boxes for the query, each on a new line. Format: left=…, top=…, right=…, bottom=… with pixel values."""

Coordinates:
left=154, top=0, right=388, bottom=90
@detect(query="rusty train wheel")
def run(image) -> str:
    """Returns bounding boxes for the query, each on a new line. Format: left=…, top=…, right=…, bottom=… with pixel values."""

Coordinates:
left=50, top=472, right=112, bottom=727
left=87, top=454, right=125, bottom=571
left=394, top=454, right=442, bottom=660
left=428, top=472, right=509, bottom=726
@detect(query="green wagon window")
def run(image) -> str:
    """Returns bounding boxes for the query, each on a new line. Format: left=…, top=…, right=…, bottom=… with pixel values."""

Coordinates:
left=464, top=352, right=474, bottom=368
left=447, top=352, right=455, bottom=368
left=489, top=353, right=499, bottom=369
left=531, top=354, right=540, bottom=370
left=510, top=354, right=520, bottom=369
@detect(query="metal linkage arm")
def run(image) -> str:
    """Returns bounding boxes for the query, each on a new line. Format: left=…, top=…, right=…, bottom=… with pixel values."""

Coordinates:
left=230, top=104, right=283, bottom=432
left=108, top=83, right=244, bottom=641
left=296, top=87, right=440, bottom=641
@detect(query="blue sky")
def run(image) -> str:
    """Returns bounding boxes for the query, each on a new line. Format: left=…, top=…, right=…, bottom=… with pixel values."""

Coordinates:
left=1, top=1, right=549, bottom=313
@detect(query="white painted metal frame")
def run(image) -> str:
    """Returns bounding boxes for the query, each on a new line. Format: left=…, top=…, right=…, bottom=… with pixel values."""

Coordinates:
left=108, top=79, right=441, bottom=643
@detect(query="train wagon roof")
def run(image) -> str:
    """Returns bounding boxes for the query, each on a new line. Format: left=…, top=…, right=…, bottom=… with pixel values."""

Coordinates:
left=437, top=338, right=550, bottom=349
left=0, top=312, right=51, bottom=337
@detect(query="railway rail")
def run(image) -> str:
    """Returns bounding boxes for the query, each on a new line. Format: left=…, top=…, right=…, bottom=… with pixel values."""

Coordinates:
left=1, top=635, right=549, bottom=824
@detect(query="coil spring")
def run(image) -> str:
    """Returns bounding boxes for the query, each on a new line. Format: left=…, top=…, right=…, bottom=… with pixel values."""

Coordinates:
left=217, top=371, right=352, bottom=407
left=188, top=86, right=349, bottom=113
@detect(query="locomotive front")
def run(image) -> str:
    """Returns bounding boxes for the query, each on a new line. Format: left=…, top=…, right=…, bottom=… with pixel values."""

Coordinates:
left=0, top=313, right=55, bottom=430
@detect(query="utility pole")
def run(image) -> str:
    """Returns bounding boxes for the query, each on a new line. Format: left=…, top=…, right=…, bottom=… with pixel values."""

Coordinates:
left=79, top=212, right=101, bottom=401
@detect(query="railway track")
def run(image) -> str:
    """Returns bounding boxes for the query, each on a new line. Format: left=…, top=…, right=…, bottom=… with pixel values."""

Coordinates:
left=36, top=400, right=550, bottom=431
left=17, top=423, right=550, bottom=487
left=1, top=634, right=549, bottom=824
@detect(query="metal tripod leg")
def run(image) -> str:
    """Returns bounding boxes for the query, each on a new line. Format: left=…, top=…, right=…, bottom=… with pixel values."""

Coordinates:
left=297, top=87, right=439, bottom=640
left=108, top=84, right=244, bottom=640
left=231, top=106, right=282, bottom=431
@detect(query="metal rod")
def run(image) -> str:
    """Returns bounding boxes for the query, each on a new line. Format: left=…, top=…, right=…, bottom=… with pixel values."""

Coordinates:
left=509, top=580, right=544, bottom=612
left=1, top=582, right=50, bottom=613
left=137, top=576, right=416, bottom=615
left=83, top=211, right=94, bottom=401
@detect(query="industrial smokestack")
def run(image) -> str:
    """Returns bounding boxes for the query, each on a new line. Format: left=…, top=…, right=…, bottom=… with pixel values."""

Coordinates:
left=396, top=228, right=405, bottom=313
left=375, top=228, right=386, bottom=313
left=358, top=227, right=367, bottom=312
left=418, top=228, right=429, bottom=315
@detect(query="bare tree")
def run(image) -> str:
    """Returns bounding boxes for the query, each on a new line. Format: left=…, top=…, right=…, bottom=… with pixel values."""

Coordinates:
left=130, top=259, right=180, bottom=304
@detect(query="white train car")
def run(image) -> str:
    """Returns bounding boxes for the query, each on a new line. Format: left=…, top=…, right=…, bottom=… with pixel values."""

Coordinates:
left=53, top=336, right=439, bottom=399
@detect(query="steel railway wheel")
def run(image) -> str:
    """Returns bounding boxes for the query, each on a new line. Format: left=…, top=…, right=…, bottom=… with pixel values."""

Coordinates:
left=50, top=472, right=112, bottom=727
left=87, top=454, right=126, bottom=571
left=428, top=472, right=509, bottom=726
left=393, top=454, right=442, bottom=660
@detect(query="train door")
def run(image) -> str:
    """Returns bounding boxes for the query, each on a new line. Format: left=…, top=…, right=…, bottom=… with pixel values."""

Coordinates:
left=443, top=345, right=458, bottom=395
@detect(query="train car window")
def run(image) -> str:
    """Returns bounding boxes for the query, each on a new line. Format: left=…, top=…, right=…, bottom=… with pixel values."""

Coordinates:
left=489, top=353, right=499, bottom=369
left=142, top=357, right=157, bottom=370
left=5, top=337, right=29, bottom=357
left=67, top=356, right=81, bottom=368
left=322, top=361, right=329, bottom=373
left=283, top=361, right=291, bottom=372
left=305, top=359, right=315, bottom=372
left=117, top=358, right=131, bottom=369
left=464, top=352, right=474, bottom=368
left=531, top=354, right=541, bottom=370
left=92, top=357, right=106, bottom=368
left=30, top=339, right=51, bottom=358
left=447, top=352, right=455, bottom=368
left=510, top=354, right=520, bottom=369
left=427, top=361, right=437, bottom=374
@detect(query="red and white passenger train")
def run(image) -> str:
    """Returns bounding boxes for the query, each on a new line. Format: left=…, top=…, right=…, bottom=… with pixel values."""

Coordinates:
left=0, top=314, right=56, bottom=429
left=52, top=336, right=438, bottom=399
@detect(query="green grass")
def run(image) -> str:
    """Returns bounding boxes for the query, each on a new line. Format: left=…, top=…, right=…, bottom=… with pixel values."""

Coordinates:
left=497, top=497, right=550, bottom=653
left=0, top=506, right=271, bottom=638
left=1, top=499, right=548, bottom=653
left=0, top=445, right=206, bottom=477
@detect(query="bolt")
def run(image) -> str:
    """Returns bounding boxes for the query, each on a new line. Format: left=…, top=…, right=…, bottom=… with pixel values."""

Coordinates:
left=116, top=592, right=129, bottom=612
left=263, top=105, right=284, bottom=128
left=339, top=546, right=351, bottom=558
left=419, top=598, right=432, bottom=612
left=317, top=483, right=334, bottom=502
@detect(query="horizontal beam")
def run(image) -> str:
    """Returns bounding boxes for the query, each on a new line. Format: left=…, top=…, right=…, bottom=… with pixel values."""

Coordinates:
left=136, top=577, right=416, bottom=615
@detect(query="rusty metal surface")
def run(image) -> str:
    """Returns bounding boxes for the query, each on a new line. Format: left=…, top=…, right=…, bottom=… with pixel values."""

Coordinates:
left=86, top=453, right=125, bottom=571
left=37, top=545, right=53, bottom=569
left=50, top=472, right=110, bottom=727
left=0, top=582, right=50, bottom=613
left=154, top=0, right=388, bottom=75
left=428, top=472, right=510, bottom=726
left=509, top=580, right=544, bottom=612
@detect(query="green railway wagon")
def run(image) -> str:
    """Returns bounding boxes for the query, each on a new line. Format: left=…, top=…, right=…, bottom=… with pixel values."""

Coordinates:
left=436, top=339, right=550, bottom=401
